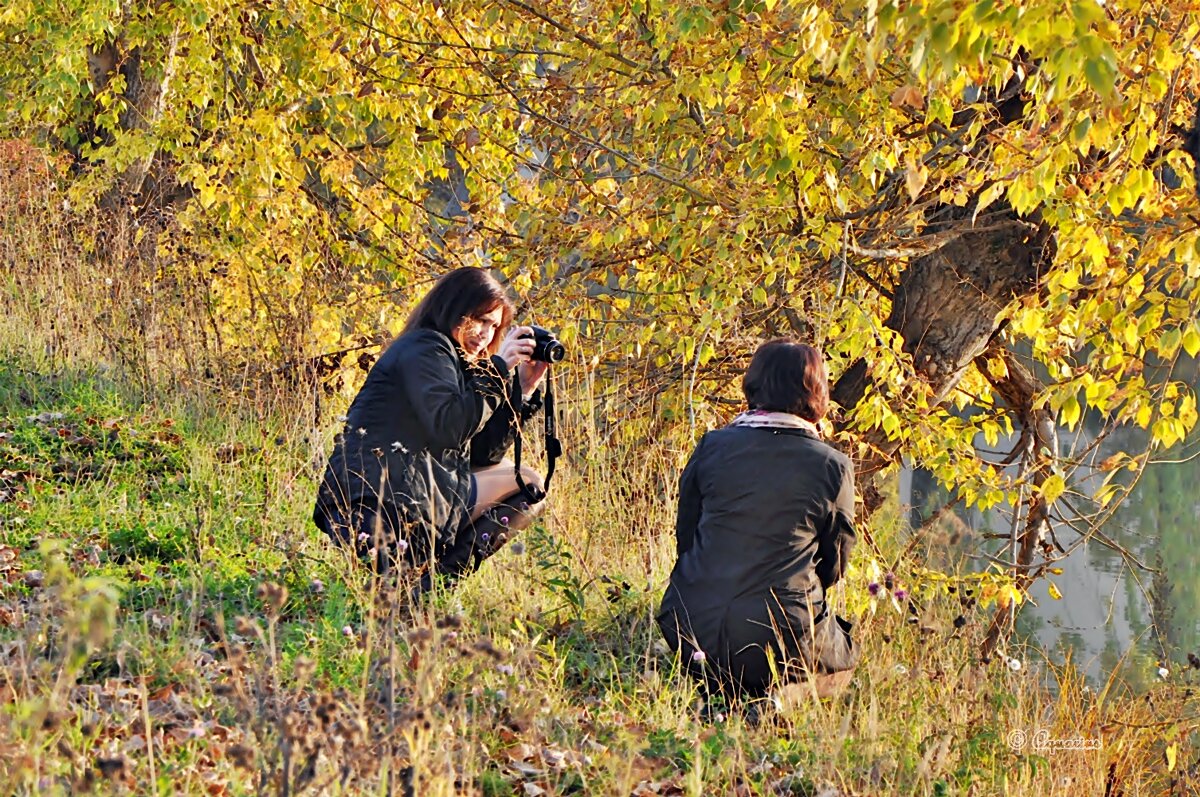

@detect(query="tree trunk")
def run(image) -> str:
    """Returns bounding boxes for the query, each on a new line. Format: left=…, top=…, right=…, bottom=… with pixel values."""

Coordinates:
left=831, top=205, right=1054, bottom=514
left=86, top=30, right=183, bottom=210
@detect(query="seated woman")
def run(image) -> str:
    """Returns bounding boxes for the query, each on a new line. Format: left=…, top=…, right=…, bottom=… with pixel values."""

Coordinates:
left=657, top=339, right=858, bottom=699
left=313, top=267, right=547, bottom=589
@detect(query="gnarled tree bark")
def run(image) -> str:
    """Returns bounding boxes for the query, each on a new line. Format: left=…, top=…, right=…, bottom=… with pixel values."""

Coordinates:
left=831, top=204, right=1055, bottom=515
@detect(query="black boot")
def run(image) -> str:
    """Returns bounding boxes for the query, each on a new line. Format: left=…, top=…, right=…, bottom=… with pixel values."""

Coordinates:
left=430, top=489, right=541, bottom=586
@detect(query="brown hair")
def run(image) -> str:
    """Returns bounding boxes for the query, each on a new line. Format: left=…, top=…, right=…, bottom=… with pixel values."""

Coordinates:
left=402, top=268, right=515, bottom=356
left=742, top=338, right=830, bottom=421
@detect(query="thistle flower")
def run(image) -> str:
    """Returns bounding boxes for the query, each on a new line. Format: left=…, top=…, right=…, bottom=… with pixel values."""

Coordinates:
left=499, top=515, right=510, bottom=526
left=342, top=625, right=354, bottom=638
left=893, top=588, right=909, bottom=602
left=868, top=582, right=881, bottom=597
left=357, top=531, right=370, bottom=544
left=509, top=540, right=526, bottom=555
left=395, top=538, right=408, bottom=554
left=310, top=578, right=325, bottom=594
left=883, top=572, right=896, bottom=590
left=692, top=650, right=707, bottom=664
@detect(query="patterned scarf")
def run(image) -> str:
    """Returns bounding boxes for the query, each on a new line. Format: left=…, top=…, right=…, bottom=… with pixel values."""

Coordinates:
left=728, top=409, right=821, bottom=437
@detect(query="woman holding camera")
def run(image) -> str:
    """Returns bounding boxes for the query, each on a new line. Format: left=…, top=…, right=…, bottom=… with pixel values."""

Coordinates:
left=657, top=339, right=858, bottom=700
left=313, top=267, right=547, bottom=587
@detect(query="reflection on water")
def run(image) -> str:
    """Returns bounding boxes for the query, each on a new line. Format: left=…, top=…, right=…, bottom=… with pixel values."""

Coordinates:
left=905, top=421, right=1200, bottom=686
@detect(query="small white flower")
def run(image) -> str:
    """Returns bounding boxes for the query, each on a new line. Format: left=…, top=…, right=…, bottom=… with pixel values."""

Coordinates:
left=356, top=427, right=367, bottom=436
left=390, top=441, right=406, bottom=453
left=1158, top=666, right=1169, bottom=679
left=104, top=278, right=113, bottom=287
left=893, top=664, right=908, bottom=675
left=336, top=415, right=348, bottom=423
left=1007, top=657, right=1022, bottom=672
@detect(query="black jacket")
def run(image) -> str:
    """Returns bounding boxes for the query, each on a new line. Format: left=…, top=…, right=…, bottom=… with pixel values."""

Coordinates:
left=313, top=328, right=537, bottom=564
left=657, top=425, right=858, bottom=681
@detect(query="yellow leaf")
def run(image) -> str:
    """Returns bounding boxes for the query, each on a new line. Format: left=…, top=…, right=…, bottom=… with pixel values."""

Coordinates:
left=593, top=177, right=618, bottom=196
left=905, top=156, right=928, bottom=202
left=1048, top=582, right=1062, bottom=600
left=1183, top=324, right=1200, bottom=358
left=1041, top=473, right=1066, bottom=504
left=1166, top=742, right=1177, bottom=772
left=985, top=356, right=1008, bottom=380
left=1019, top=309, right=1042, bottom=339
left=973, top=182, right=1005, bottom=224
left=996, top=584, right=1024, bottom=609
left=1059, top=395, right=1081, bottom=429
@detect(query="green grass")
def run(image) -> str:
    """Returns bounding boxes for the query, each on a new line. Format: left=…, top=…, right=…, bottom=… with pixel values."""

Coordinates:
left=3, top=350, right=1197, bottom=796
left=2, top=196, right=1198, bottom=795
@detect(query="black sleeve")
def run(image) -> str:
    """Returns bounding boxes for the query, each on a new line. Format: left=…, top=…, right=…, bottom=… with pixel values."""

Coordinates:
left=469, top=386, right=543, bottom=468
left=816, top=455, right=857, bottom=589
left=674, top=436, right=705, bottom=557
left=395, top=332, right=509, bottom=452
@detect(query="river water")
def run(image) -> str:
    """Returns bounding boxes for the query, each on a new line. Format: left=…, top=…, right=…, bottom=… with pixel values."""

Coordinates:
left=902, top=397, right=1200, bottom=687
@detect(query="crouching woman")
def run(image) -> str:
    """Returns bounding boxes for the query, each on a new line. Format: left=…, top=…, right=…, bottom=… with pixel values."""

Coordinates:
left=657, top=339, right=858, bottom=699
left=313, top=267, right=547, bottom=590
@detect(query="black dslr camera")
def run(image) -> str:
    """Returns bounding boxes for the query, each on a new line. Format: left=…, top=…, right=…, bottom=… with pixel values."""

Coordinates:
left=523, top=325, right=566, bottom=363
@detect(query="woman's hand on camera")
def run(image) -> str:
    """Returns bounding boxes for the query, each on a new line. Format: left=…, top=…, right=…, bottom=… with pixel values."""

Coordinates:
left=497, top=326, right=536, bottom=371
left=518, top=359, right=548, bottom=397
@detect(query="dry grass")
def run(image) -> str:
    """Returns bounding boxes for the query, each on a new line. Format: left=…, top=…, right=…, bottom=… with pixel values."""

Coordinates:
left=2, top=140, right=1198, bottom=796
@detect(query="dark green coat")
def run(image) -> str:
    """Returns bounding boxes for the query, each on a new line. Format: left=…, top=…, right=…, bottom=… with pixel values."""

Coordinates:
left=657, top=425, right=858, bottom=693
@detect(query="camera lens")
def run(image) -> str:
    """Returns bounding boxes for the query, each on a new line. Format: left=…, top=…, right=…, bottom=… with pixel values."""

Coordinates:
left=528, top=325, right=566, bottom=363
left=542, top=339, right=566, bottom=363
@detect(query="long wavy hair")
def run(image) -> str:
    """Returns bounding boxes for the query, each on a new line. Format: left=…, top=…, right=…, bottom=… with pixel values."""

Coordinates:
left=402, top=268, right=516, bottom=356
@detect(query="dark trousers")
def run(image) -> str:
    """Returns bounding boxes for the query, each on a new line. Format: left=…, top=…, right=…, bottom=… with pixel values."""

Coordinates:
left=658, top=600, right=857, bottom=698
left=314, top=490, right=535, bottom=590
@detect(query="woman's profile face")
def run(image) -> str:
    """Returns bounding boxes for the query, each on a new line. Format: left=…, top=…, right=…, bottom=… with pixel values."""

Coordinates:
left=451, top=305, right=504, bottom=360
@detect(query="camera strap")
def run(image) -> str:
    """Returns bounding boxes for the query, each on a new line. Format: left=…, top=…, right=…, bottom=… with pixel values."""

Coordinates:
left=510, top=368, right=561, bottom=502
